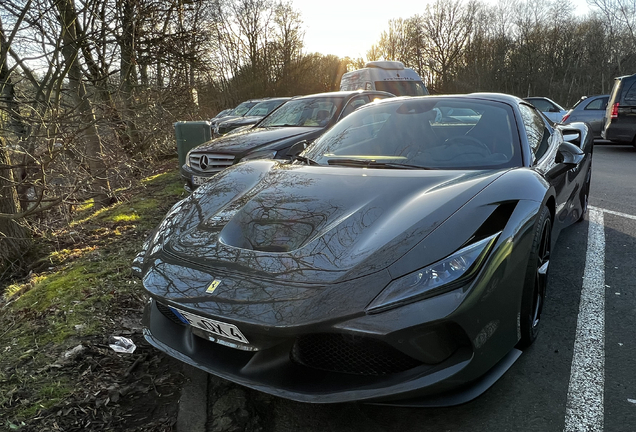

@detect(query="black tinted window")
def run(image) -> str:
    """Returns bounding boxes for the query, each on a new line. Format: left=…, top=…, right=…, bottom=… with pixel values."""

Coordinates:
left=624, top=80, right=636, bottom=105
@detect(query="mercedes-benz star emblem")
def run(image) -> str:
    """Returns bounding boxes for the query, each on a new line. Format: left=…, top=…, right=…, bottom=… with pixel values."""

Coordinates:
left=200, top=155, right=209, bottom=170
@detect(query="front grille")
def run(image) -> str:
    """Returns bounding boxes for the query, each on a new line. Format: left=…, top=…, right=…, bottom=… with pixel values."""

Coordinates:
left=291, top=333, right=422, bottom=376
left=189, top=153, right=235, bottom=173
left=217, top=125, right=235, bottom=135
left=156, top=302, right=187, bottom=326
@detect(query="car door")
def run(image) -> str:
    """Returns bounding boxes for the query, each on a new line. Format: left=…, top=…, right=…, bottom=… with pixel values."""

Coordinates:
left=580, top=96, right=608, bottom=137
left=521, top=104, right=579, bottom=229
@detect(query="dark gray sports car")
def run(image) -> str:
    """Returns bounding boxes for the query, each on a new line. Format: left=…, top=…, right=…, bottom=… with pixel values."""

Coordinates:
left=134, top=94, right=593, bottom=405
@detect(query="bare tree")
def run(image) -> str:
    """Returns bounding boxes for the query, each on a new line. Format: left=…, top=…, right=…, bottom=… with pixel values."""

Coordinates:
left=591, top=0, right=636, bottom=75
left=418, top=0, right=478, bottom=92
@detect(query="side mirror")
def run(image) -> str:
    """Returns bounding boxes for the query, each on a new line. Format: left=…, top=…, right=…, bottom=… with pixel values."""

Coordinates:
left=547, top=141, right=584, bottom=178
left=555, top=141, right=584, bottom=164
left=287, top=140, right=310, bottom=159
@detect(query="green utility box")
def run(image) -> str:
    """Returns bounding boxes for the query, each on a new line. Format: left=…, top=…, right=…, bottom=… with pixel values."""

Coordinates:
left=174, top=121, right=212, bottom=168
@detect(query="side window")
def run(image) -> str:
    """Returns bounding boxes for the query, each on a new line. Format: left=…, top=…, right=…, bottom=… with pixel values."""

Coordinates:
left=623, top=80, right=636, bottom=105
left=528, top=99, right=554, bottom=112
left=520, top=104, right=551, bottom=160
left=341, top=96, right=370, bottom=118
left=584, top=97, right=606, bottom=110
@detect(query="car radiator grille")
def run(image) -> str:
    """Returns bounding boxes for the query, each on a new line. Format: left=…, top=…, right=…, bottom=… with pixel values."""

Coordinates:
left=156, top=302, right=187, bottom=326
left=217, top=125, right=235, bottom=135
left=189, top=153, right=235, bottom=173
left=291, top=333, right=422, bottom=376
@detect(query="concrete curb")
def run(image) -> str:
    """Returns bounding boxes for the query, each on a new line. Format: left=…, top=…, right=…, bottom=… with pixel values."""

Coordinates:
left=177, top=364, right=208, bottom=432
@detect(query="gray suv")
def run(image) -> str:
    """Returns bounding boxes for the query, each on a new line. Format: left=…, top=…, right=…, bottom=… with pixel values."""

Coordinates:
left=602, top=73, right=636, bottom=146
left=562, top=95, right=609, bottom=139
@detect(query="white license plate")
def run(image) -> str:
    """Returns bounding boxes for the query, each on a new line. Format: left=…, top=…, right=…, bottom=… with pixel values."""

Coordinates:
left=192, top=175, right=208, bottom=186
left=170, top=307, right=249, bottom=344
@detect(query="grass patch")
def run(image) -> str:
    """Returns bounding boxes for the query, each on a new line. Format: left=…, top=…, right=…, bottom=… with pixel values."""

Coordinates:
left=15, top=379, right=73, bottom=418
left=70, top=171, right=184, bottom=230
left=0, top=163, right=186, bottom=428
left=111, top=213, right=141, bottom=223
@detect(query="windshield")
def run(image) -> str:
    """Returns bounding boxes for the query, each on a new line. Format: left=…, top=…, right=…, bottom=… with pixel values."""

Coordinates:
left=233, top=101, right=259, bottom=116
left=374, top=81, right=429, bottom=96
left=258, top=97, right=343, bottom=127
left=303, top=97, right=522, bottom=170
left=245, top=99, right=286, bottom=117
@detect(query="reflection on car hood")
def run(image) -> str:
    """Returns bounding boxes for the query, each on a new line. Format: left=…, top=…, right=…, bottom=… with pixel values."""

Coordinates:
left=193, top=127, right=318, bottom=154
left=220, top=116, right=263, bottom=127
left=153, top=161, right=505, bottom=286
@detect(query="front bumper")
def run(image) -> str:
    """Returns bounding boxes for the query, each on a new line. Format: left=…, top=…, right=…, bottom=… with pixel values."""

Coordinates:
left=142, top=271, right=522, bottom=405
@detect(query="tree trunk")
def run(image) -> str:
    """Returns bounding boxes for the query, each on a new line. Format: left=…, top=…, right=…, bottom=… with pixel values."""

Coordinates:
left=0, top=14, right=35, bottom=212
left=119, top=0, right=144, bottom=154
left=56, top=0, right=111, bottom=209
left=0, top=138, right=31, bottom=275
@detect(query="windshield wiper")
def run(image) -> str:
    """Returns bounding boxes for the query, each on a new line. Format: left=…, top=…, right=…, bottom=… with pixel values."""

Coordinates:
left=326, top=158, right=428, bottom=170
left=294, top=155, right=320, bottom=165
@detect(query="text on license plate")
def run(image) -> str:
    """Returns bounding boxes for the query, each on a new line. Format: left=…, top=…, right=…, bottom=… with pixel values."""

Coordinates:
left=192, top=175, right=208, bottom=186
left=170, top=307, right=249, bottom=344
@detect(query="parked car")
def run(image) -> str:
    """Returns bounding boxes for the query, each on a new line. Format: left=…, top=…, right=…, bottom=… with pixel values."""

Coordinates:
left=181, top=90, right=394, bottom=190
left=209, top=99, right=263, bottom=129
left=340, top=61, right=429, bottom=96
left=214, top=97, right=291, bottom=136
left=211, top=108, right=233, bottom=120
left=602, top=73, right=636, bottom=146
left=134, top=93, right=593, bottom=405
left=561, top=95, right=609, bottom=139
left=523, top=97, right=567, bottom=123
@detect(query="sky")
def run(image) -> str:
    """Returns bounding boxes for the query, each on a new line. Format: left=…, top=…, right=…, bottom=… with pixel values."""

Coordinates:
left=291, top=0, right=595, bottom=59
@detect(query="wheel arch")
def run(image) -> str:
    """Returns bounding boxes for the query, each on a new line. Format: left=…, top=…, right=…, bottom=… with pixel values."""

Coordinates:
left=545, top=195, right=556, bottom=223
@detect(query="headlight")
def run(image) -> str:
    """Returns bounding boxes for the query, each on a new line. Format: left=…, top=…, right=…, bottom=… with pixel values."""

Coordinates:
left=240, top=149, right=277, bottom=161
left=367, top=232, right=500, bottom=312
left=185, top=150, right=192, bottom=167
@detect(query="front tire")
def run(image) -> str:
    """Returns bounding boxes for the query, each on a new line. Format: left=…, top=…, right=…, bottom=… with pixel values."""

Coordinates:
left=518, top=207, right=552, bottom=349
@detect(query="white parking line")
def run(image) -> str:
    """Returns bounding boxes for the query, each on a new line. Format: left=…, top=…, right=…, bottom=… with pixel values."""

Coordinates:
left=563, top=208, right=605, bottom=432
left=589, top=205, right=636, bottom=222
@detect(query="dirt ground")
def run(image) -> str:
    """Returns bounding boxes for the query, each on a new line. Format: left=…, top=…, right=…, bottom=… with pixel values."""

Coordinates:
left=1, top=164, right=187, bottom=431
left=0, top=305, right=186, bottom=431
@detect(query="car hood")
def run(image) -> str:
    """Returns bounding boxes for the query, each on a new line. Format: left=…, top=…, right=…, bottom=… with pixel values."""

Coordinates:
left=211, top=115, right=239, bottom=125
left=149, top=161, right=506, bottom=287
left=222, top=116, right=263, bottom=127
left=193, top=127, right=319, bottom=155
